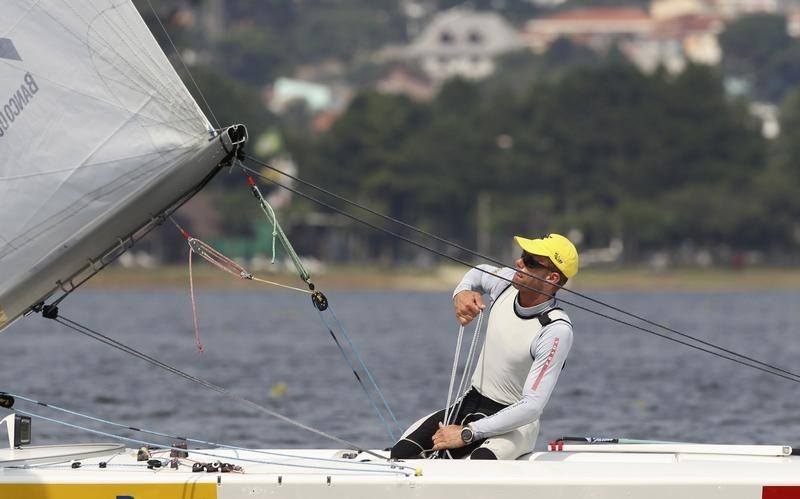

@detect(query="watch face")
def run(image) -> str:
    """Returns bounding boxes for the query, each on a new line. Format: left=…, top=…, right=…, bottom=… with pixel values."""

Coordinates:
left=461, top=427, right=473, bottom=444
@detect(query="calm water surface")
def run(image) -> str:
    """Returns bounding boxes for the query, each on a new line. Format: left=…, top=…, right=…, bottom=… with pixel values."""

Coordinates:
left=2, top=288, right=799, bottom=451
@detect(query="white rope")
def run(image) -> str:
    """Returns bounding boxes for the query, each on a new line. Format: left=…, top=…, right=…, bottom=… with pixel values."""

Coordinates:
left=437, top=312, right=484, bottom=460
left=449, top=312, right=485, bottom=423
left=442, top=322, right=466, bottom=427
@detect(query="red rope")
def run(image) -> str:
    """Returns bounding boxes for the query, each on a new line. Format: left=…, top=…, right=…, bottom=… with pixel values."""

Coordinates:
left=188, top=238, right=251, bottom=279
left=188, top=246, right=204, bottom=353
left=186, top=237, right=253, bottom=353
left=184, top=235, right=309, bottom=352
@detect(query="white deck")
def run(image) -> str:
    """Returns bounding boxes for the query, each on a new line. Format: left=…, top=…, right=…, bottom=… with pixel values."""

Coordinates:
left=1, top=444, right=800, bottom=498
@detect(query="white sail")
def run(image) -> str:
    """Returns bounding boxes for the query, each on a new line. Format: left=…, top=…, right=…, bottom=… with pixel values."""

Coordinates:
left=0, top=1, right=244, bottom=329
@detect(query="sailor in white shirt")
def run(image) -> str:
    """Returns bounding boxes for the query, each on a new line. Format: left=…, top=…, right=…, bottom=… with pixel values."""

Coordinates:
left=390, top=234, right=579, bottom=460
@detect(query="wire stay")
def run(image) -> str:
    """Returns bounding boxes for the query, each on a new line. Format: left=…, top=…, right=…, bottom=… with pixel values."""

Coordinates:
left=240, top=158, right=800, bottom=386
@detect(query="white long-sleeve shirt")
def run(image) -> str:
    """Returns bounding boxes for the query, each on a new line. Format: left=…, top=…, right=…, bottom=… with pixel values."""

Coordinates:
left=453, top=265, right=573, bottom=439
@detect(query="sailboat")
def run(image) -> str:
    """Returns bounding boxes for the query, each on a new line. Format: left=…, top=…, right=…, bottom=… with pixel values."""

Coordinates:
left=2, top=2, right=800, bottom=498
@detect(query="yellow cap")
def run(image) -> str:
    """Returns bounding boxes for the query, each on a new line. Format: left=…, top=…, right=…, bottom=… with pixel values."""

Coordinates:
left=514, top=233, right=579, bottom=278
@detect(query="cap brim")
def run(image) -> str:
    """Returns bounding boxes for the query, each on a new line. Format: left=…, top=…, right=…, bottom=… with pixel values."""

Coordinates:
left=514, top=236, right=553, bottom=258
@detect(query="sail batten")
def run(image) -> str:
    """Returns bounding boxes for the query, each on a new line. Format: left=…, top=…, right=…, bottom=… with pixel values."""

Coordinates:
left=0, top=1, right=242, bottom=330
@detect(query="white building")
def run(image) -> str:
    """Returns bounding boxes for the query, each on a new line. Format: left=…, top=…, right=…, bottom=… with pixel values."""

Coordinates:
left=651, top=0, right=712, bottom=19
left=269, top=78, right=334, bottom=114
left=523, top=7, right=655, bottom=53
left=625, top=14, right=723, bottom=73
left=711, top=0, right=781, bottom=18
left=406, top=9, right=523, bottom=81
left=522, top=6, right=722, bottom=74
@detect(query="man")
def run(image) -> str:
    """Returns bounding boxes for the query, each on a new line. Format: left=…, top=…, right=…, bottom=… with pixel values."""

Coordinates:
left=390, top=233, right=578, bottom=460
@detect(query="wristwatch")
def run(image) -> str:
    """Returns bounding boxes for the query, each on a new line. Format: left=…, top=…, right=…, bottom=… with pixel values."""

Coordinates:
left=460, top=425, right=474, bottom=444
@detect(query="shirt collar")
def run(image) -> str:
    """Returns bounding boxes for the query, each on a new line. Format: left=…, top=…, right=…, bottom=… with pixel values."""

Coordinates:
left=514, top=296, right=556, bottom=318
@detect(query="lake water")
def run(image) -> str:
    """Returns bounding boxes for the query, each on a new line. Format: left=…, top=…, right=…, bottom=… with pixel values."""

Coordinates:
left=2, top=287, right=800, bottom=451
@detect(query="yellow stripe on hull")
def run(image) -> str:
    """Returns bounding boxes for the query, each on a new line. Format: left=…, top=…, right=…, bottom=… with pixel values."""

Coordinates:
left=0, top=483, right=216, bottom=499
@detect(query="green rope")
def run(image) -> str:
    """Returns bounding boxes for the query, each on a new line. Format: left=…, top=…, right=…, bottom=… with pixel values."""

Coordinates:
left=246, top=175, right=310, bottom=283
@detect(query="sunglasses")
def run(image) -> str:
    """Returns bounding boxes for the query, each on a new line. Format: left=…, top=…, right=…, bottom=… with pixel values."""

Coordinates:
left=521, top=251, right=555, bottom=272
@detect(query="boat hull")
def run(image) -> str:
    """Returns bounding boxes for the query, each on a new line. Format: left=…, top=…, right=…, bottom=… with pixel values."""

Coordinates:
left=1, top=446, right=799, bottom=499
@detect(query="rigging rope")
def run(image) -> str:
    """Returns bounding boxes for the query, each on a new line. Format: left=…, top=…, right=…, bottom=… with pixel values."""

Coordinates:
left=188, top=244, right=203, bottom=352
left=1, top=392, right=412, bottom=475
left=438, top=312, right=484, bottom=460
left=243, top=156, right=800, bottom=383
left=243, top=173, right=401, bottom=438
left=27, top=6, right=403, bottom=460
left=169, top=207, right=400, bottom=440
left=443, top=323, right=467, bottom=427
left=447, top=312, right=485, bottom=426
left=239, top=158, right=800, bottom=386
left=143, top=0, right=221, bottom=131
left=246, top=174, right=311, bottom=285
left=317, top=307, right=403, bottom=440
left=241, top=172, right=329, bottom=311
left=12, top=408, right=409, bottom=475
left=38, top=160, right=224, bottom=313
left=169, top=217, right=311, bottom=352
left=47, top=314, right=389, bottom=460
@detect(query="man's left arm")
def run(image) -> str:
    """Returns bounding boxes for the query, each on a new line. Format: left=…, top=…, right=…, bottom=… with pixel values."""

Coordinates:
left=470, top=323, right=573, bottom=439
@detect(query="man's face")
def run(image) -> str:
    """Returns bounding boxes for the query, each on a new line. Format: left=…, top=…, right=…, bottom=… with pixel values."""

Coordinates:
left=513, top=251, right=559, bottom=292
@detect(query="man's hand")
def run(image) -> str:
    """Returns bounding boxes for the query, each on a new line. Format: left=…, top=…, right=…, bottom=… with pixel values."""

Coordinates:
left=432, top=422, right=466, bottom=451
left=453, top=290, right=485, bottom=326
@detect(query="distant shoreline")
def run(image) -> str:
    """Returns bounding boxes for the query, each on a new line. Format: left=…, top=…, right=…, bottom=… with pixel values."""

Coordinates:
left=83, top=264, right=800, bottom=292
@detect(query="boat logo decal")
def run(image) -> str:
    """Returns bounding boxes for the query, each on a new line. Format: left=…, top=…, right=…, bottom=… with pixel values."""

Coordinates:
left=0, top=72, right=39, bottom=138
left=0, top=38, right=21, bottom=61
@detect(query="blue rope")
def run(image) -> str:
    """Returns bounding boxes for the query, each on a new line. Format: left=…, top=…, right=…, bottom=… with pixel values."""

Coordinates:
left=10, top=407, right=412, bottom=476
left=327, top=306, right=402, bottom=433
left=316, top=309, right=398, bottom=441
left=4, top=392, right=409, bottom=472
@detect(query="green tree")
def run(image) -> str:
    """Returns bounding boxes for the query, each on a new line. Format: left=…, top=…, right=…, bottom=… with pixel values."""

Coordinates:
left=758, top=88, right=800, bottom=246
left=757, top=44, right=800, bottom=102
left=218, top=28, right=292, bottom=85
left=719, top=13, right=800, bottom=101
left=180, top=66, right=276, bottom=145
left=719, top=14, right=791, bottom=77
left=296, top=92, right=427, bottom=215
left=288, top=1, right=406, bottom=63
left=294, top=62, right=773, bottom=260
left=506, top=64, right=766, bottom=251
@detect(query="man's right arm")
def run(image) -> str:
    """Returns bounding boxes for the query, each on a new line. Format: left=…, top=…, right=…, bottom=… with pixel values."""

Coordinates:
left=452, top=264, right=512, bottom=299
left=452, top=265, right=512, bottom=325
